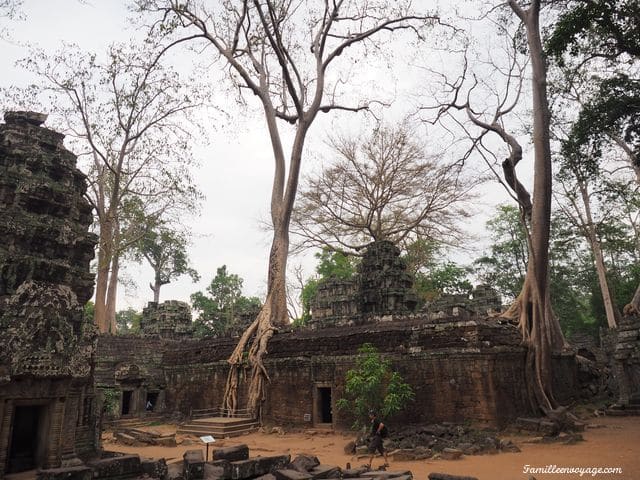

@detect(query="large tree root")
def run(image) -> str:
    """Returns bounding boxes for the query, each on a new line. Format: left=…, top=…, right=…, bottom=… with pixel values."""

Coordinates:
left=222, top=302, right=276, bottom=417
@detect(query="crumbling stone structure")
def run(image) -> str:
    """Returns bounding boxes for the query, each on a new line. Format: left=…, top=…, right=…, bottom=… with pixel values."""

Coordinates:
left=97, top=314, right=539, bottom=428
left=141, top=300, right=193, bottom=338
left=0, top=112, right=98, bottom=476
left=427, top=285, right=502, bottom=318
left=308, top=241, right=417, bottom=329
left=611, top=312, right=640, bottom=411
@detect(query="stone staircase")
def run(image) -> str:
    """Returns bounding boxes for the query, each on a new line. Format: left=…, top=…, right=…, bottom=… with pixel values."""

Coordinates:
left=607, top=393, right=640, bottom=416
left=106, top=412, right=165, bottom=430
left=177, top=416, right=260, bottom=438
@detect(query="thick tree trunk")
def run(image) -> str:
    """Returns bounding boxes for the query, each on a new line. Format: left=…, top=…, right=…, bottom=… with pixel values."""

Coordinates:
left=577, top=181, right=618, bottom=328
left=504, top=0, right=567, bottom=415
left=94, top=219, right=113, bottom=333
left=152, top=281, right=161, bottom=304
left=105, top=252, right=119, bottom=334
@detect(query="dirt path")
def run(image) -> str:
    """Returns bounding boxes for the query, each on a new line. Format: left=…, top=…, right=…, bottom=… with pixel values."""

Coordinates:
left=103, top=416, right=640, bottom=480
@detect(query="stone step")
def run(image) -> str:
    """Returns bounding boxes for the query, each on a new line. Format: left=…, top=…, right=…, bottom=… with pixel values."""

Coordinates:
left=177, top=416, right=260, bottom=437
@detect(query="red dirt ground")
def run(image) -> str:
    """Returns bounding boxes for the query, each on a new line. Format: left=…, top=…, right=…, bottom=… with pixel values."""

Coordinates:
left=102, top=415, right=640, bottom=480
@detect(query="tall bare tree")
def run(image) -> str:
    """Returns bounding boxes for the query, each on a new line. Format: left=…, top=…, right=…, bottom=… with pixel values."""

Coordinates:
left=137, top=0, right=443, bottom=414
left=424, top=1, right=568, bottom=414
left=5, top=41, right=204, bottom=332
left=292, top=123, right=478, bottom=254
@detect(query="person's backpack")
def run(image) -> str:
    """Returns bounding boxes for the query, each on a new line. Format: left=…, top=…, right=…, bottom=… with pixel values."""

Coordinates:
left=380, top=424, right=389, bottom=438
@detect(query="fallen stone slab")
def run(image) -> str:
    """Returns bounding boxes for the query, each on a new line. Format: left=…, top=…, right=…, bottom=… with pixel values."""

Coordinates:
left=37, top=465, right=93, bottom=480
left=254, top=475, right=277, bottom=480
left=184, top=449, right=205, bottom=480
left=214, top=445, right=250, bottom=462
left=428, top=474, right=478, bottom=480
left=156, top=435, right=178, bottom=447
left=114, top=432, right=139, bottom=446
left=361, top=470, right=412, bottom=480
left=230, top=455, right=291, bottom=480
left=167, top=463, right=183, bottom=480
left=290, top=454, right=320, bottom=472
left=342, top=468, right=368, bottom=478
left=440, top=448, right=463, bottom=460
left=309, top=464, right=341, bottom=479
left=90, top=454, right=142, bottom=479
left=211, top=459, right=232, bottom=479
left=204, top=463, right=229, bottom=480
left=274, top=469, right=313, bottom=480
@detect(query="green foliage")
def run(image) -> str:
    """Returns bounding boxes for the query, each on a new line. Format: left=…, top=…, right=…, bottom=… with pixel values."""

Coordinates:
left=546, top=0, right=640, bottom=64
left=297, top=248, right=358, bottom=325
left=84, top=300, right=95, bottom=323
left=413, top=262, right=473, bottom=304
left=115, top=308, right=142, bottom=334
left=132, top=224, right=200, bottom=301
left=561, top=75, right=640, bottom=169
left=100, top=388, right=120, bottom=416
left=336, top=343, right=413, bottom=429
left=191, top=265, right=262, bottom=336
left=315, top=248, right=358, bottom=280
left=473, top=205, right=527, bottom=301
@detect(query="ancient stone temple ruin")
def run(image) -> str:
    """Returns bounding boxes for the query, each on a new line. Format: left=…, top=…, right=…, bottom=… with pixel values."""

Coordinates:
left=96, top=240, right=580, bottom=431
left=309, top=240, right=418, bottom=329
left=141, top=300, right=193, bottom=338
left=0, top=112, right=98, bottom=476
left=610, top=311, right=640, bottom=414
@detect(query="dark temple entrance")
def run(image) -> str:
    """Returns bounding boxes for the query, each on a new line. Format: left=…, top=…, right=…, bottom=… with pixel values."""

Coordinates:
left=145, top=392, right=159, bottom=411
left=121, top=391, right=133, bottom=415
left=317, top=387, right=333, bottom=424
left=8, top=406, right=44, bottom=473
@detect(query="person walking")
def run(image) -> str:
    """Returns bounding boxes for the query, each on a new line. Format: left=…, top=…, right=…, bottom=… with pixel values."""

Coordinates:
left=366, top=411, right=389, bottom=468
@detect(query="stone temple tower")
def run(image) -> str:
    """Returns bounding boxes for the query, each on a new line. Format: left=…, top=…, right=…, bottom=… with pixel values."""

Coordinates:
left=0, top=112, right=98, bottom=476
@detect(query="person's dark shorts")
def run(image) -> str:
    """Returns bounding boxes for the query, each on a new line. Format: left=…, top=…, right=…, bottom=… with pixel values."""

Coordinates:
left=368, top=434, right=384, bottom=454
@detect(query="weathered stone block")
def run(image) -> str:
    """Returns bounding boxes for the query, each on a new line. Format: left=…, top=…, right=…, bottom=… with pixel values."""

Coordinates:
left=342, top=468, right=368, bottom=478
left=141, top=457, right=169, bottom=479
left=309, top=464, right=341, bottom=479
left=90, top=454, right=141, bottom=479
left=230, top=455, right=291, bottom=480
left=184, top=449, right=206, bottom=480
left=290, top=454, right=320, bottom=472
left=428, top=474, right=478, bottom=480
left=439, top=448, right=463, bottom=461
left=274, top=469, right=312, bottom=480
left=37, top=466, right=93, bottom=480
left=213, top=444, right=249, bottom=462
left=204, top=463, right=228, bottom=480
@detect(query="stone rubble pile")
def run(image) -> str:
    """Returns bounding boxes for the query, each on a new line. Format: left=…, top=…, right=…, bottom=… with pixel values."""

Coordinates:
left=350, top=423, right=521, bottom=462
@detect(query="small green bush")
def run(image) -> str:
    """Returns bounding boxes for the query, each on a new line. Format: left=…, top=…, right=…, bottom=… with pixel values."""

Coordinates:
left=336, top=343, right=414, bottom=429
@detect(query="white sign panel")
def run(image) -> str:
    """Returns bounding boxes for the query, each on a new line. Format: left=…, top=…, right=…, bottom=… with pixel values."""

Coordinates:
left=200, top=435, right=215, bottom=443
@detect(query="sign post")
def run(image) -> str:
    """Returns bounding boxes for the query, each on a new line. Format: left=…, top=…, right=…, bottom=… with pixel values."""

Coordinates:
left=199, top=435, right=215, bottom=461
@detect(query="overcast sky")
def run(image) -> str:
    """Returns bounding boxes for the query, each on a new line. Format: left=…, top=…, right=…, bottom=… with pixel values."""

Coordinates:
left=1, top=0, right=520, bottom=313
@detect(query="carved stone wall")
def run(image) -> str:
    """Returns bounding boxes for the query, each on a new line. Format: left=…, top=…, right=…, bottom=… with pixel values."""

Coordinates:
left=613, top=313, right=640, bottom=406
left=0, top=112, right=97, bottom=477
left=97, top=315, right=535, bottom=428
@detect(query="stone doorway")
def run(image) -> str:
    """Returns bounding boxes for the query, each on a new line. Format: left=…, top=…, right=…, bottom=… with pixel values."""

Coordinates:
left=7, top=405, right=45, bottom=474
left=146, top=392, right=159, bottom=412
left=121, top=391, right=133, bottom=415
left=314, top=386, right=333, bottom=426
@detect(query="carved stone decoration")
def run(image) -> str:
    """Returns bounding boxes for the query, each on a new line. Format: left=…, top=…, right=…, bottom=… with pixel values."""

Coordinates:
left=0, top=112, right=99, bottom=475
left=0, top=281, right=95, bottom=381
